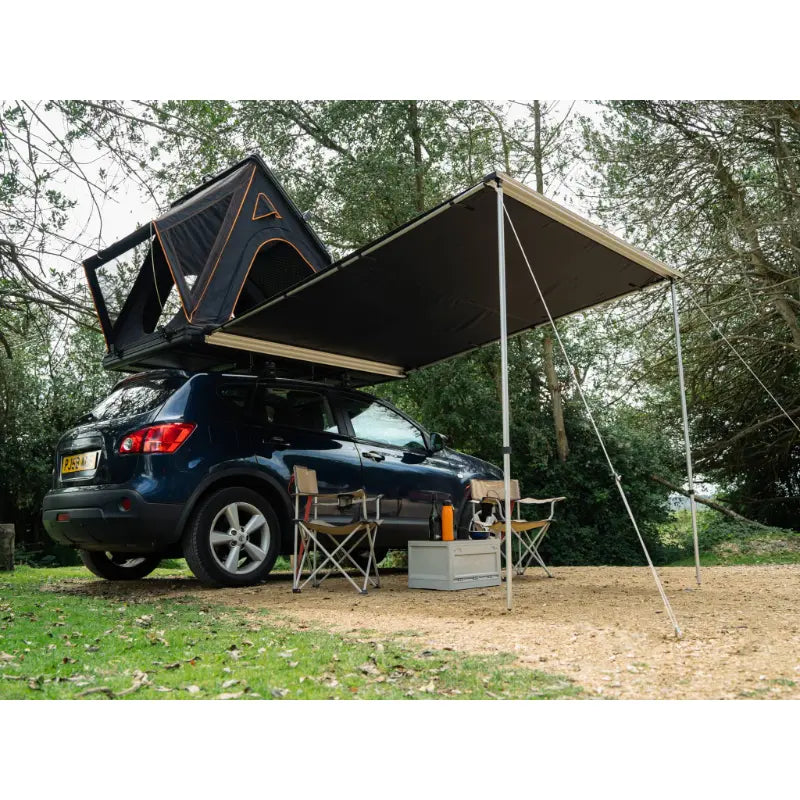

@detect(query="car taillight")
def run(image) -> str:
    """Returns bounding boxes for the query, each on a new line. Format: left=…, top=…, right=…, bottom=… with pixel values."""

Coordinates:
left=118, top=423, right=196, bottom=454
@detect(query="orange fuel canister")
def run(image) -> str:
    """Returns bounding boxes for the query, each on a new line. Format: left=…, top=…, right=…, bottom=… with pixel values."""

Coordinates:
left=441, top=503, right=454, bottom=541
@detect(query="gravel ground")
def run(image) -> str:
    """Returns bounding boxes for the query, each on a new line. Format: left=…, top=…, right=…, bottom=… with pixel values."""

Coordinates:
left=60, top=564, right=800, bottom=699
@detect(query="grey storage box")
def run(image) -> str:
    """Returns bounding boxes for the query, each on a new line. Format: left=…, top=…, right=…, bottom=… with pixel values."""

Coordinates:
left=408, top=539, right=501, bottom=590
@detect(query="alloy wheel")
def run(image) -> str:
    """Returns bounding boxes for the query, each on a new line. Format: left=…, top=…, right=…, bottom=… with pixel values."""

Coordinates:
left=208, top=501, right=270, bottom=576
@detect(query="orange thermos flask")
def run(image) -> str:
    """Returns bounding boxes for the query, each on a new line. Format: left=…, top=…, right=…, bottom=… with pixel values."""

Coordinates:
left=441, top=503, right=454, bottom=541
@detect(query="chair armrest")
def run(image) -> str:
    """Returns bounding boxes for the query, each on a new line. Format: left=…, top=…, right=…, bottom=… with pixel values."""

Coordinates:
left=363, top=493, right=382, bottom=521
left=518, top=497, right=566, bottom=504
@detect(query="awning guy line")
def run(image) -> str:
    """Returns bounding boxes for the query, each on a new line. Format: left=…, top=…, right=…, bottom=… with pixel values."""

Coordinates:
left=503, top=200, right=683, bottom=638
left=205, top=332, right=406, bottom=378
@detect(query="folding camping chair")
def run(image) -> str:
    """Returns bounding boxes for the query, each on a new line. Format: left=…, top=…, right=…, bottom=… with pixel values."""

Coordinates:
left=468, top=479, right=565, bottom=577
left=292, top=466, right=383, bottom=595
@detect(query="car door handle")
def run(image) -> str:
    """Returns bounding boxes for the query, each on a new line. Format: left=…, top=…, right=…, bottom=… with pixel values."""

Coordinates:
left=362, top=450, right=385, bottom=462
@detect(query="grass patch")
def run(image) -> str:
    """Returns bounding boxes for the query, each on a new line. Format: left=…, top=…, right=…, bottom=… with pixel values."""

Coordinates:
left=0, top=566, right=582, bottom=700
left=660, top=510, right=800, bottom=566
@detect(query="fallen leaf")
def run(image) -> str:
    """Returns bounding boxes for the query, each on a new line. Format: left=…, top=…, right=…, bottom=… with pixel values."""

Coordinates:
left=217, top=691, right=244, bottom=700
left=271, top=688, right=289, bottom=698
left=134, top=615, right=153, bottom=628
left=0, top=652, right=15, bottom=662
left=222, top=679, right=240, bottom=689
left=186, top=685, right=201, bottom=695
left=359, top=662, right=380, bottom=676
left=164, top=662, right=181, bottom=670
left=62, top=656, right=76, bottom=665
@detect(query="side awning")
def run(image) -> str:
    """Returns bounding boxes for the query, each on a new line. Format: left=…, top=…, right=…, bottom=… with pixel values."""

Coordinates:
left=213, top=172, right=680, bottom=379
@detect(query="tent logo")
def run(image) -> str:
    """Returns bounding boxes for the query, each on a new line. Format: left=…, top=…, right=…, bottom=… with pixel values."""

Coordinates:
left=253, top=192, right=282, bottom=221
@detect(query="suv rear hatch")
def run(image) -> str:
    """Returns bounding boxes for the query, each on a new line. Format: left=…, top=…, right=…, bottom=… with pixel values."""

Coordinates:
left=53, top=371, right=189, bottom=489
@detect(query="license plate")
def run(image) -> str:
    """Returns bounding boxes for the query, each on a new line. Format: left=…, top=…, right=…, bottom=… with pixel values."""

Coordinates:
left=61, top=450, right=100, bottom=475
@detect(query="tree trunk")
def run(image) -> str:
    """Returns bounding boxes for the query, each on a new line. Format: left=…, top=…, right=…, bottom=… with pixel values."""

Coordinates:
left=543, top=335, right=569, bottom=461
left=649, top=474, right=770, bottom=530
left=0, top=524, right=14, bottom=571
left=533, top=100, right=544, bottom=194
left=408, top=101, right=425, bottom=213
left=533, top=100, right=570, bottom=461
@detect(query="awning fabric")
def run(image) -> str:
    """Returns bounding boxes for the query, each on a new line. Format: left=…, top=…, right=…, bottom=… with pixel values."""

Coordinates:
left=211, top=172, right=680, bottom=379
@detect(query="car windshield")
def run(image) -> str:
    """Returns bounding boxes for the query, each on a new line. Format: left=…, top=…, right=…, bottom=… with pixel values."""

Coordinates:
left=88, top=375, right=186, bottom=422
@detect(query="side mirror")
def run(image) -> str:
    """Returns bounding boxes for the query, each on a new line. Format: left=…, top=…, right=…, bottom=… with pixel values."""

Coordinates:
left=429, top=432, right=447, bottom=453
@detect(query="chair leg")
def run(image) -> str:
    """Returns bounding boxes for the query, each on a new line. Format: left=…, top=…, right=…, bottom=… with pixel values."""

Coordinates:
left=314, top=530, right=369, bottom=589
left=292, top=523, right=302, bottom=592
left=529, top=523, right=553, bottom=577
left=293, top=527, right=314, bottom=592
left=301, top=529, right=372, bottom=594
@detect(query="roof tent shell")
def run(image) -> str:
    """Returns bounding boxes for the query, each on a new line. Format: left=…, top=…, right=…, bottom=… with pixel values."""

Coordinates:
left=82, top=154, right=331, bottom=366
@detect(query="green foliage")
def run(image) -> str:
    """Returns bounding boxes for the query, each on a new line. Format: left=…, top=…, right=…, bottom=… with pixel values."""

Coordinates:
left=0, top=566, right=582, bottom=700
left=583, top=101, right=800, bottom=530
left=659, top=509, right=800, bottom=565
left=0, top=311, right=112, bottom=545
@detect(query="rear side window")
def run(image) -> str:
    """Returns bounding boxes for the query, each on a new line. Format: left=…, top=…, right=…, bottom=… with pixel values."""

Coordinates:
left=90, top=375, right=186, bottom=421
left=218, top=383, right=253, bottom=414
left=254, top=386, right=337, bottom=433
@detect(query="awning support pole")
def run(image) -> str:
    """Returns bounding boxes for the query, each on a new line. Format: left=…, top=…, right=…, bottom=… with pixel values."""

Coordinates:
left=496, top=181, right=513, bottom=611
left=670, top=279, right=701, bottom=586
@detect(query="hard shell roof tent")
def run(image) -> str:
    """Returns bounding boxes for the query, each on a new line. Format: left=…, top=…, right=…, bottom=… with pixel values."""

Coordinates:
left=82, top=154, right=332, bottom=375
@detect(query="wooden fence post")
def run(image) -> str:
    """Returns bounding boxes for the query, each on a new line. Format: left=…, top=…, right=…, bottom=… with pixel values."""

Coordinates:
left=0, top=524, right=14, bottom=571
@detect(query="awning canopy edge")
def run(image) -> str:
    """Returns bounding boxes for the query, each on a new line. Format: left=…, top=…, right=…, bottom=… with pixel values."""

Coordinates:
left=496, top=173, right=683, bottom=281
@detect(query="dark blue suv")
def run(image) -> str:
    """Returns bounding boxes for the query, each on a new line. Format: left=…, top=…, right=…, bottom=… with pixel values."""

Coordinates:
left=43, top=370, right=501, bottom=586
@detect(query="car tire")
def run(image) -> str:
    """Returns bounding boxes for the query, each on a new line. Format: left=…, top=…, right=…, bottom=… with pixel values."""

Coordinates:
left=183, top=487, right=280, bottom=587
left=79, top=550, right=161, bottom=580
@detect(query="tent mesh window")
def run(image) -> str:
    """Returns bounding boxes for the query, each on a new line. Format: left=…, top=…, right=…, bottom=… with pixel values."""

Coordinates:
left=158, top=192, right=235, bottom=301
left=95, top=248, right=148, bottom=325
left=233, top=241, right=315, bottom=317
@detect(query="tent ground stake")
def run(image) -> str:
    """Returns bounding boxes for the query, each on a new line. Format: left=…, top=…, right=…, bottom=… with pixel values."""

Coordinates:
left=670, top=280, right=701, bottom=586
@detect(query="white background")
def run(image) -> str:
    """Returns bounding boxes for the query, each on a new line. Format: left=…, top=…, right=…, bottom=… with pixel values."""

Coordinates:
left=4, top=1, right=798, bottom=797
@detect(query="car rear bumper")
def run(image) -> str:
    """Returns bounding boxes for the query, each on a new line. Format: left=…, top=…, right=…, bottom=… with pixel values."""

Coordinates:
left=42, top=488, right=183, bottom=554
